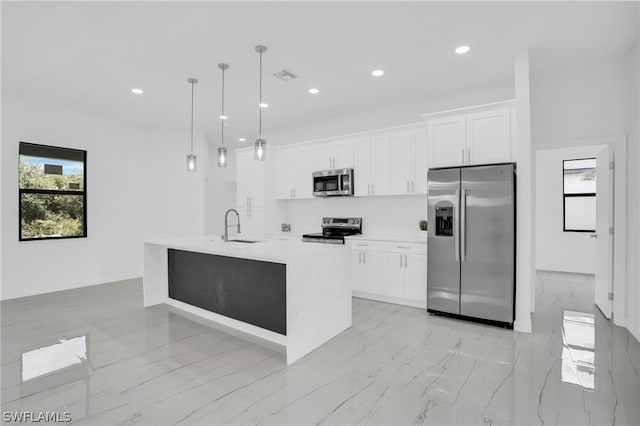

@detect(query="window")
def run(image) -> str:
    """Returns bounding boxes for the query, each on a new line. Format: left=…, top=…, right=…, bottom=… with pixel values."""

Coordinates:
left=563, top=158, right=596, bottom=233
left=19, top=142, right=86, bottom=241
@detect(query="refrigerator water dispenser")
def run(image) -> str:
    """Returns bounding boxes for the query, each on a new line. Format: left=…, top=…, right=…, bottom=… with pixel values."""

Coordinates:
left=435, top=206, right=453, bottom=237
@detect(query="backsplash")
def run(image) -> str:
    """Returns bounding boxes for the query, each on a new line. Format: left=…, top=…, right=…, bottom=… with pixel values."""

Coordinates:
left=268, top=195, right=428, bottom=237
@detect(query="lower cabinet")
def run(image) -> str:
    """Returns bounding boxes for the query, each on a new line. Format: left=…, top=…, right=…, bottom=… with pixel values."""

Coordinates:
left=351, top=244, right=384, bottom=295
left=350, top=240, right=427, bottom=308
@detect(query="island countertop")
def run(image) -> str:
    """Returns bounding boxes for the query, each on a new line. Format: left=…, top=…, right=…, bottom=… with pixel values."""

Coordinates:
left=143, top=235, right=352, bottom=365
left=144, top=235, right=346, bottom=264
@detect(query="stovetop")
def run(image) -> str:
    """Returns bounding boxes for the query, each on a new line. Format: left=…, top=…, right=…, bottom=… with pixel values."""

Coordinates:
left=301, top=217, right=362, bottom=245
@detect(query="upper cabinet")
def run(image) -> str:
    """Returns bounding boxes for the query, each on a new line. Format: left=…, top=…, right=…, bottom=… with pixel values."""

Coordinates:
left=466, top=109, right=511, bottom=165
left=427, top=108, right=513, bottom=168
left=427, top=114, right=467, bottom=167
left=389, top=125, right=428, bottom=195
left=275, top=146, right=314, bottom=200
left=236, top=149, right=264, bottom=209
left=354, top=133, right=391, bottom=196
left=313, top=138, right=354, bottom=170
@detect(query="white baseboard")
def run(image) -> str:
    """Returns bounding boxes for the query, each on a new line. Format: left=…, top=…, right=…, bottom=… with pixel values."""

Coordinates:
left=352, top=291, right=426, bottom=309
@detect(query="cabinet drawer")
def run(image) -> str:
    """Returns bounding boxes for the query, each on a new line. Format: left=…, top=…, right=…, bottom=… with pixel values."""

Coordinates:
left=383, top=242, right=427, bottom=255
left=347, top=241, right=385, bottom=252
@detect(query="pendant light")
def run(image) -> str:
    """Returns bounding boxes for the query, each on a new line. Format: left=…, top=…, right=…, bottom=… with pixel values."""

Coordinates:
left=217, top=63, right=229, bottom=167
left=186, top=77, right=198, bottom=172
left=254, top=45, right=267, bottom=161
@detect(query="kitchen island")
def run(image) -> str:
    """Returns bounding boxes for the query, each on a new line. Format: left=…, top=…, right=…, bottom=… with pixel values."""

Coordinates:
left=143, top=236, right=351, bottom=364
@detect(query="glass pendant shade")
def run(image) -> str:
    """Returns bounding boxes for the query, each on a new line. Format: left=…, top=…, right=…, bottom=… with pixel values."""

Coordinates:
left=217, top=147, right=228, bottom=167
left=254, top=138, right=266, bottom=161
left=186, top=154, right=197, bottom=172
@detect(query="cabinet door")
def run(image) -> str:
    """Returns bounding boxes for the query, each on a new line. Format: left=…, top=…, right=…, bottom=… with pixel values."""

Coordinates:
left=351, top=249, right=365, bottom=292
left=383, top=251, right=405, bottom=298
left=428, top=114, right=467, bottom=168
left=390, top=131, right=412, bottom=195
left=466, top=108, right=511, bottom=165
left=354, top=136, right=372, bottom=196
left=275, top=149, right=294, bottom=199
left=371, top=133, right=391, bottom=196
left=404, top=253, right=427, bottom=305
left=363, top=250, right=384, bottom=295
left=238, top=207, right=264, bottom=239
left=313, top=143, right=334, bottom=171
left=334, top=139, right=354, bottom=169
left=249, top=159, right=265, bottom=207
left=412, top=127, right=428, bottom=194
left=236, top=151, right=252, bottom=208
left=294, top=147, right=314, bottom=199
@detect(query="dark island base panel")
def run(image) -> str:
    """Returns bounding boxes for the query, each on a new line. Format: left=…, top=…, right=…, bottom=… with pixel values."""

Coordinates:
left=168, top=249, right=287, bottom=335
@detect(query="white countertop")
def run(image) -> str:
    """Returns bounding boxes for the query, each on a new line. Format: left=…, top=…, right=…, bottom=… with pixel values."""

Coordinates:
left=145, top=235, right=345, bottom=264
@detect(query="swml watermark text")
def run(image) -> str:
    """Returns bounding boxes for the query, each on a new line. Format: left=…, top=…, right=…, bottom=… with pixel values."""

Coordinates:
left=3, top=411, right=71, bottom=423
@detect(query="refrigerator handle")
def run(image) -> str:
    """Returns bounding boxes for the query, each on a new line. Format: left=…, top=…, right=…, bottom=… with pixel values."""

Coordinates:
left=461, top=188, right=467, bottom=262
left=454, top=189, right=460, bottom=262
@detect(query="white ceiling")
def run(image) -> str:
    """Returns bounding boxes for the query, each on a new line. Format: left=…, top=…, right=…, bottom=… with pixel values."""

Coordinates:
left=2, top=1, right=638, bottom=147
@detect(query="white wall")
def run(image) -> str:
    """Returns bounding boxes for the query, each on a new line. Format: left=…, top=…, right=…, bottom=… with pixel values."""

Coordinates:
left=531, top=50, right=639, bottom=338
left=1, top=95, right=208, bottom=300
left=535, top=146, right=602, bottom=274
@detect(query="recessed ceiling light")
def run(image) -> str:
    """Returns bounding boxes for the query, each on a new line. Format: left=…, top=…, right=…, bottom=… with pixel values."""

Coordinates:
left=455, top=45, right=470, bottom=55
left=239, top=138, right=246, bottom=142
left=131, top=88, right=143, bottom=94
left=371, top=70, right=384, bottom=77
left=309, top=88, right=319, bottom=94
left=219, top=115, right=228, bottom=120
left=259, top=103, right=269, bottom=108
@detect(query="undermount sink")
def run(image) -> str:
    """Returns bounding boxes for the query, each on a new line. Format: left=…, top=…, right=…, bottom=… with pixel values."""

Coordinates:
left=228, top=239, right=261, bottom=244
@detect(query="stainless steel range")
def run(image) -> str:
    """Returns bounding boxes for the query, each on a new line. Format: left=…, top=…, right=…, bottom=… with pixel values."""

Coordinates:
left=302, top=217, right=362, bottom=244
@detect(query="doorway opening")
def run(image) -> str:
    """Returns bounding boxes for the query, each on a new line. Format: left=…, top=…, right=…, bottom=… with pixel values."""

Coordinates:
left=535, top=143, right=616, bottom=320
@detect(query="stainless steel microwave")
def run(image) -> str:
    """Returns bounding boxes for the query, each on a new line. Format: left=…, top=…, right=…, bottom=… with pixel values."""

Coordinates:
left=313, top=168, right=354, bottom=197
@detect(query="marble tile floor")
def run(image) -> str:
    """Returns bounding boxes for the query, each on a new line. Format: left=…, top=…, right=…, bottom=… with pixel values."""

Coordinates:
left=1, top=271, right=639, bottom=425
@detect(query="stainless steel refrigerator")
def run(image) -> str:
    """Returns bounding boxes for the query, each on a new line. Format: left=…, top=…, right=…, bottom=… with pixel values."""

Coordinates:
left=427, top=163, right=515, bottom=328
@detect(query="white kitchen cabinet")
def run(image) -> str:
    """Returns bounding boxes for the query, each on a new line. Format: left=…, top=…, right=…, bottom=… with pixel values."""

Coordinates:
left=276, top=146, right=314, bottom=199
left=355, top=133, right=390, bottom=196
left=371, top=133, right=391, bottom=196
left=351, top=243, right=384, bottom=295
left=349, top=239, right=426, bottom=308
left=383, top=252, right=406, bottom=299
left=390, top=125, right=428, bottom=195
left=466, top=109, right=511, bottom=165
left=236, top=149, right=264, bottom=209
left=404, top=253, right=427, bottom=303
left=313, top=138, right=353, bottom=170
left=428, top=108, right=512, bottom=168
left=383, top=246, right=427, bottom=306
left=334, top=139, right=354, bottom=169
left=235, top=207, right=264, bottom=239
left=427, top=114, right=467, bottom=168
left=354, top=136, right=372, bottom=196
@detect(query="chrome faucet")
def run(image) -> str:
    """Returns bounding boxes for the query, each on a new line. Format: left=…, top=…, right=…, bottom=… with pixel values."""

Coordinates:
left=223, top=209, right=241, bottom=242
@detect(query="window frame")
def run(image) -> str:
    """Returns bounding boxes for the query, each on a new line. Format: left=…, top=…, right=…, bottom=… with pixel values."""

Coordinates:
left=562, top=157, right=596, bottom=233
left=18, top=142, right=87, bottom=241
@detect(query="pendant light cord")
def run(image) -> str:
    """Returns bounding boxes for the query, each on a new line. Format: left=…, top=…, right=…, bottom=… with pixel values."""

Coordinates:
left=259, top=49, right=262, bottom=138
left=221, top=67, right=225, bottom=145
left=190, top=81, right=194, bottom=154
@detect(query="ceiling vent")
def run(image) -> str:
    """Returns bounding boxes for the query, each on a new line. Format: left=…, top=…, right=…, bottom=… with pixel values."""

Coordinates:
left=273, top=69, right=298, bottom=82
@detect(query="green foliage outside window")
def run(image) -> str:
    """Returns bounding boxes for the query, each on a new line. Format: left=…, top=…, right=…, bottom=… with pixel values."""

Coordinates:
left=19, top=143, right=86, bottom=240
